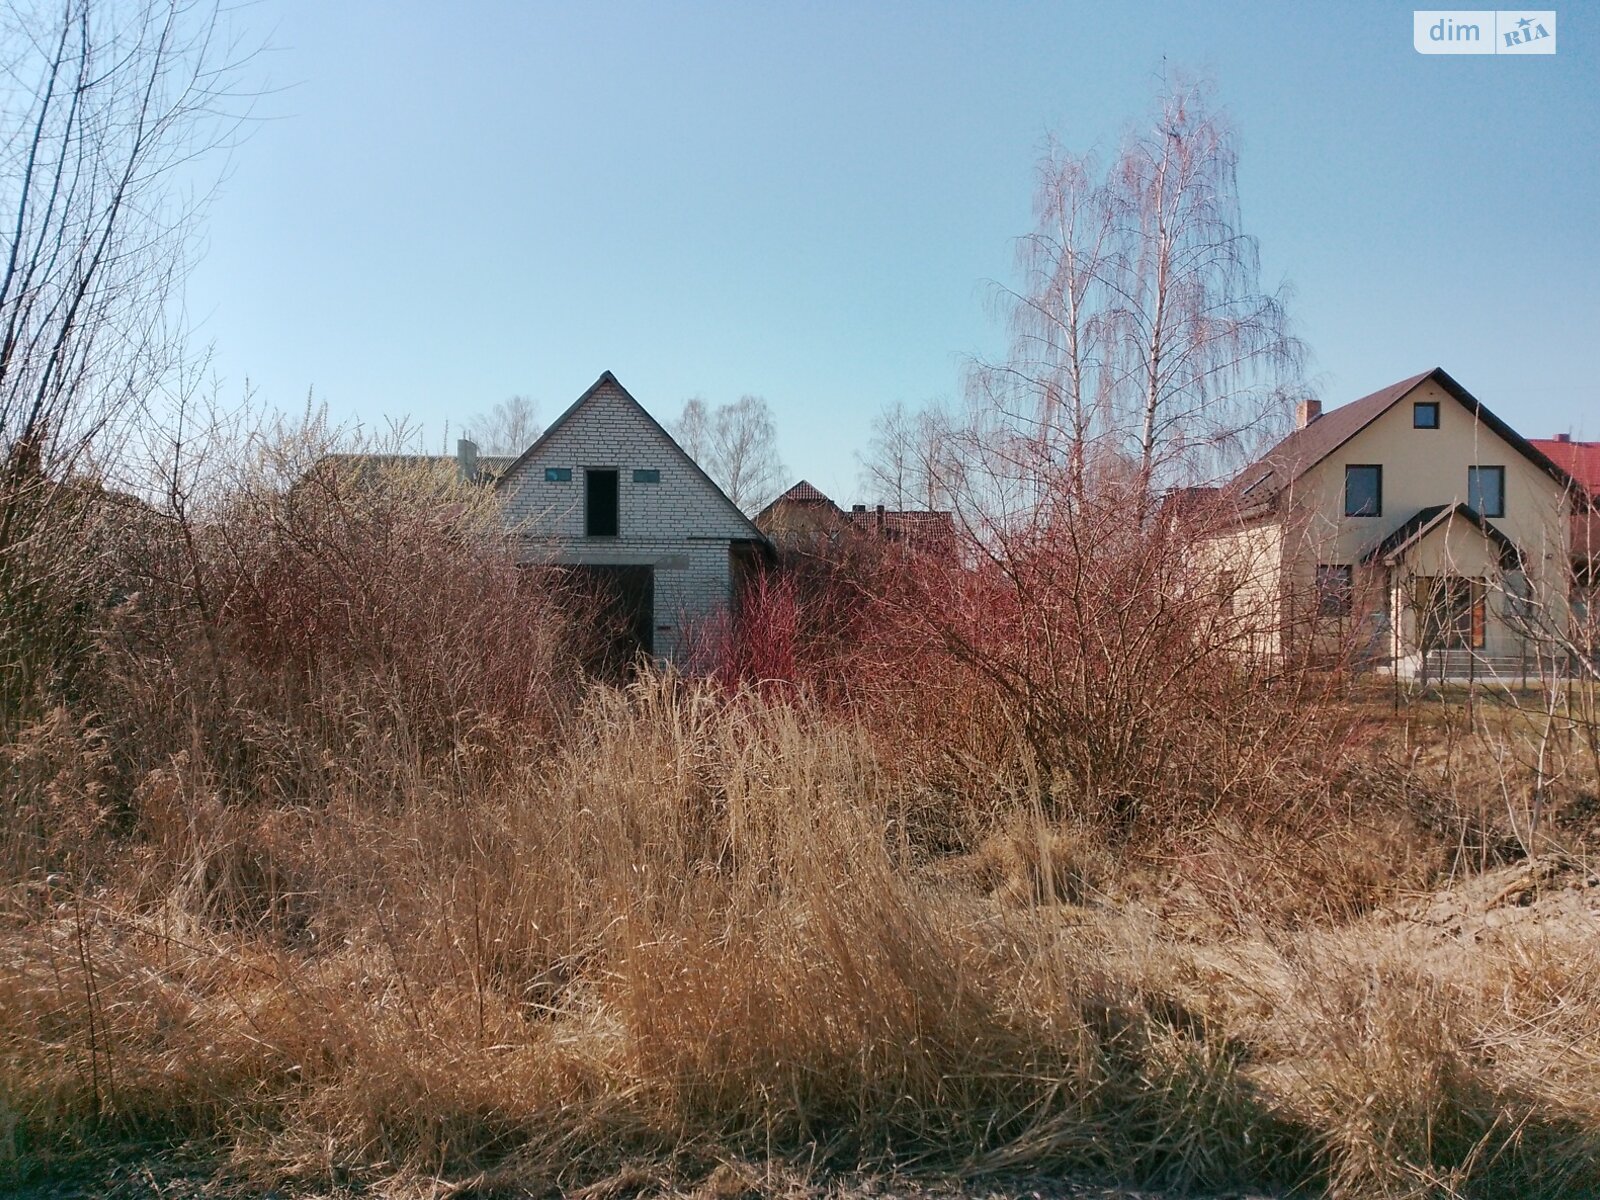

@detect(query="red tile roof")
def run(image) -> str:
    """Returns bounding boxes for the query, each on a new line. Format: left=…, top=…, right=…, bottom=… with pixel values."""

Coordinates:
left=1529, top=438, right=1600, bottom=498
left=844, top=507, right=956, bottom=543
left=772, top=479, right=835, bottom=506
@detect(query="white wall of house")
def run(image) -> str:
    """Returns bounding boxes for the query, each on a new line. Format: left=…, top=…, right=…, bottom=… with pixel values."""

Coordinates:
left=1192, top=518, right=1288, bottom=658
left=496, top=376, right=762, bottom=664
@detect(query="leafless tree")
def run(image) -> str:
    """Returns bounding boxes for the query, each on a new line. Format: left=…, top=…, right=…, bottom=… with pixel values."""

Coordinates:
left=465, top=394, right=541, bottom=454
left=0, top=0, right=249, bottom=471
left=672, top=396, right=711, bottom=465
left=672, top=394, right=786, bottom=513
left=986, top=75, right=1306, bottom=514
left=0, top=0, right=251, bottom=719
left=858, top=400, right=959, bottom=511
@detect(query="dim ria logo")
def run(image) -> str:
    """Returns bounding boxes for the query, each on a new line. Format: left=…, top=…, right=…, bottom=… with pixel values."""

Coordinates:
left=1414, top=10, right=1556, bottom=53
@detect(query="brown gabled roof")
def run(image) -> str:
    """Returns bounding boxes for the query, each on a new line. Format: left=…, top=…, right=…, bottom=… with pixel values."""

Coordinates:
left=843, top=507, right=957, bottom=553
left=1234, top=368, right=1582, bottom=504
left=771, top=479, right=837, bottom=507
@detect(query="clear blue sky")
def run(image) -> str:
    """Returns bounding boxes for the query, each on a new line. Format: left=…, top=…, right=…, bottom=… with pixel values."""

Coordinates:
left=187, top=1, right=1598, bottom=500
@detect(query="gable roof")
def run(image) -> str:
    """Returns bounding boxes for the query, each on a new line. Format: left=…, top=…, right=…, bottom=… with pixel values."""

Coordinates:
left=755, top=479, right=842, bottom=524
left=495, top=370, right=769, bottom=543
left=1234, top=368, right=1582, bottom=504
left=771, top=479, right=835, bottom=506
left=1361, top=502, right=1524, bottom=569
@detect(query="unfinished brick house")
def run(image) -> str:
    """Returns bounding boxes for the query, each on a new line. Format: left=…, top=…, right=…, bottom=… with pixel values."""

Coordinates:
left=492, top=371, right=772, bottom=666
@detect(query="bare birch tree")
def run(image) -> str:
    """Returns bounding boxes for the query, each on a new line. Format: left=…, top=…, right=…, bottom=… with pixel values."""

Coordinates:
left=859, top=399, right=959, bottom=511
left=671, top=393, right=786, bottom=512
left=672, top=396, right=711, bottom=465
left=985, top=75, right=1305, bottom=515
left=465, top=394, right=541, bottom=454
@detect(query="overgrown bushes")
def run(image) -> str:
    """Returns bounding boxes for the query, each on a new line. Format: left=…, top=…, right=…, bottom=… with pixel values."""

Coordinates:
left=2, top=430, right=1597, bottom=1198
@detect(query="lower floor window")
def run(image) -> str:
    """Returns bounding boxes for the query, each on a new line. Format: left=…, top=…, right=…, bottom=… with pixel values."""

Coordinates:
left=1315, top=564, right=1353, bottom=617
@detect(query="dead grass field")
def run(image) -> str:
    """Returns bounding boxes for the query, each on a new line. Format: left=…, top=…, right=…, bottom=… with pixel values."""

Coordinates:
left=4, top=674, right=1598, bottom=1200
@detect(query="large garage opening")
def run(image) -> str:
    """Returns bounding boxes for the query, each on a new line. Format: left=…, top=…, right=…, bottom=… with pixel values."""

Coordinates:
left=570, top=564, right=654, bottom=676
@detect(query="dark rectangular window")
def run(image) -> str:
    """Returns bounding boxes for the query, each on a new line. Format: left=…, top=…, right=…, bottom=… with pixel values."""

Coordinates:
left=1316, top=564, right=1354, bottom=617
left=585, top=469, right=619, bottom=536
left=1312, top=566, right=1350, bottom=620
left=632, top=468, right=660, bottom=483
left=1344, top=464, right=1382, bottom=517
left=1467, top=465, right=1505, bottom=517
left=1215, top=569, right=1238, bottom=615
left=545, top=467, right=571, bottom=482
left=1413, top=402, right=1439, bottom=429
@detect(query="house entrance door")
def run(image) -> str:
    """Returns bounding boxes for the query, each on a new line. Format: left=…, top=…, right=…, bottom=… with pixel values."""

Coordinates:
left=1418, top=575, right=1485, bottom=651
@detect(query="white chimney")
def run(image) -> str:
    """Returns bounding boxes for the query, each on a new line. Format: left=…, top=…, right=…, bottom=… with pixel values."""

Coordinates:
left=456, top=437, right=478, bottom=483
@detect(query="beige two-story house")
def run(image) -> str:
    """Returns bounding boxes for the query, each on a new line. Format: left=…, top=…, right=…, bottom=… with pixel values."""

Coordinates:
left=1197, top=368, right=1587, bottom=679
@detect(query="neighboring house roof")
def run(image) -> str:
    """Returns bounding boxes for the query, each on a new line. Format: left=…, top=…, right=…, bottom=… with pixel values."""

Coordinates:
left=757, top=479, right=956, bottom=550
left=1362, top=502, right=1524, bottom=569
left=1234, top=367, right=1582, bottom=504
left=1529, top=438, right=1600, bottom=565
left=758, top=479, right=839, bottom=517
left=494, top=369, right=770, bottom=544
left=475, top=456, right=516, bottom=481
left=843, top=507, right=956, bottom=543
left=1529, top=437, right=1600, bottom=498
left=1158, top=485, right=1230, bottom=532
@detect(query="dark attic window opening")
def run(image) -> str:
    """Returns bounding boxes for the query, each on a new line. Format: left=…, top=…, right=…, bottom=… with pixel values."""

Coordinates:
left=586, top=468, right=620, bottom=536
left=633, top=469, right=660, bottom=483
left=545, top=467, right=572, bottom=482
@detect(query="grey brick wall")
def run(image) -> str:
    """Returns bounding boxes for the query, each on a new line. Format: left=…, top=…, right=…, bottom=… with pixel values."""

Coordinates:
left=497, top=378, right=758, bottom=664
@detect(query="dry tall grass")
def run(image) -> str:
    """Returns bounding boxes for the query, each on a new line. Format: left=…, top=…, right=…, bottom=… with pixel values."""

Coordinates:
left=4, top=672, right=1598, bottom=1198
